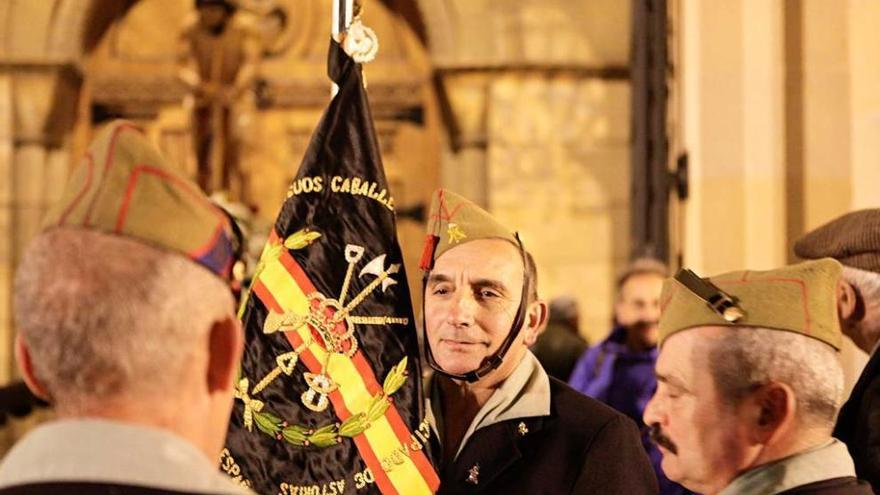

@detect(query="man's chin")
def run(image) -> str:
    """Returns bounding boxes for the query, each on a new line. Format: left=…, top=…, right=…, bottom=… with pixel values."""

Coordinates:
left=660, top=457, right=685, bottom=484
left=433, top=354, right=484, bottom=376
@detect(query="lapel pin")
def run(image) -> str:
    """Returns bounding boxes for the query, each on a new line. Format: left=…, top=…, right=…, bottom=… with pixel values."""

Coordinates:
left=517, top=421, right=529, bottom=436
left=466, top=463, right=480, bottom=484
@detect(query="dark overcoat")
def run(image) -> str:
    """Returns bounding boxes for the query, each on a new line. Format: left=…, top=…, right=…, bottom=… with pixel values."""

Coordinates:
left=437, top=377, right=659, bottom=494
left=0, top=482, right=225, bottom=495
left=834, top=349, right=880, bottom=493
left=778, top=476, right=875, bottom=494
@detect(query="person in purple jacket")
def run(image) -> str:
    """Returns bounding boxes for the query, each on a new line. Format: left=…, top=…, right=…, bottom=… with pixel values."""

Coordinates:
left=569, top=258, right=691, bottom=495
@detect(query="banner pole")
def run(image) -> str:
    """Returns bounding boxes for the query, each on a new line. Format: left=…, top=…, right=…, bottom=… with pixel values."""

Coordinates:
left=331, top=0, right=354, bottom=97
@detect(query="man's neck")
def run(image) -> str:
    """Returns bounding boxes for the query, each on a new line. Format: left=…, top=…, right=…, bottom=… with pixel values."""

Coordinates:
left=436, top=377, right=496, bottom=463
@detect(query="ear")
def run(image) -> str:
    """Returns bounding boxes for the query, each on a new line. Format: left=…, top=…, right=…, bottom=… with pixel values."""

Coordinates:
left=206, top=316, right=244, bottom=395
left=523, top=299, right=549, bottom=347
left=14, top=335, right=51, bottom=402
left=749, top=382, right=796, bottom=444
left=838, top=280, right=857, bottom=321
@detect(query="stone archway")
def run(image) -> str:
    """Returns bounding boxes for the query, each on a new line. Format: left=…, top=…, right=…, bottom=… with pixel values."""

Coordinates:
left=0, top=0, right=441, bottom=384
left=416, top=0, right=635, bottom=342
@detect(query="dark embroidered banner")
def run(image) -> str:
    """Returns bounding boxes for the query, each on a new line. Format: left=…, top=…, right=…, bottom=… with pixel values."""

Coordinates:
left=222, top=40, right=439, bottom=495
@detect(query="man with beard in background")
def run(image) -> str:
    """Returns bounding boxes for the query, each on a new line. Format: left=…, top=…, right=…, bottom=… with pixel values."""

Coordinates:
left=569, top=259, right=689, bottom=495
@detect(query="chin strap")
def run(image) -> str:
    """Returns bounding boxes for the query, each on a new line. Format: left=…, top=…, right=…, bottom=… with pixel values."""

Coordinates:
left=421, top=235, right=530, bottom=383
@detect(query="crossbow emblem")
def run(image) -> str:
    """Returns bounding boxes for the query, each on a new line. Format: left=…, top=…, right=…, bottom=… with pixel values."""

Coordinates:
left=259, top=242, right=410, bottom=413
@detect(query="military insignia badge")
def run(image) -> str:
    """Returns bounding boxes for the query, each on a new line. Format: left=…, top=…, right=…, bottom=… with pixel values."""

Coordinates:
left=222, top=39, right=439, bottom=494
left=466, top=464, right=480, bottom=485
left=446, top=222, right=466, bottom=244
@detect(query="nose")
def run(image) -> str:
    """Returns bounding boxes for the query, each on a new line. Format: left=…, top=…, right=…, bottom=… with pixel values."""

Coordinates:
left=640, top=302, right=661, bottom=325
left=643, top=391, right=661, bottom=426
left=447, top=290, right=477, bottom=328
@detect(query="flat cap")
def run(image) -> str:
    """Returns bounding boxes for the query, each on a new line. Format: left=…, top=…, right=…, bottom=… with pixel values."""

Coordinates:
left=43, top=120, right=235, bottom=279
left=794, top=209, right=880, bottom=273
left=659, top=258, right=844, bottom=350
left=419, top=189, right=518, bottom=271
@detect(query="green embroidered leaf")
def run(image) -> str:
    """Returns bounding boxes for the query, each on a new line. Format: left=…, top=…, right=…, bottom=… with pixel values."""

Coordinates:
left=282, top=426, right=308, bottom=445
left=338, top=413, right=368, bottom=437
left=382, top=357, right=408, bottom=396
left=309, top=430, right=339, bottom=448
left=367, top=394, right=391, bottom=422
left=284, top=229, right=322, bottom=250
left=253, top=412, right=281, bottom=435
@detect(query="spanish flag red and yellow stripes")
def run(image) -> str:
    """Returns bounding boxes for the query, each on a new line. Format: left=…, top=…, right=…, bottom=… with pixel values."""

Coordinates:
left=251, top=232, right=440, bottom=495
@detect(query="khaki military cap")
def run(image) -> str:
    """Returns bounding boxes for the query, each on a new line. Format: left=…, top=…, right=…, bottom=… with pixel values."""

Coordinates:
left=659, top=258, right=843, bottom=350
left=419, top=189, right=519, bottom=270
left=794, top=209, right=880, bottom=273
left=43, top=120, right=235, bottom=279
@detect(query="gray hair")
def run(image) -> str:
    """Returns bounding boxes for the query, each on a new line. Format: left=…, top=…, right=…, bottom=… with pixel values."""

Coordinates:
left=13, top=228, right=234, bottom=412
left=843, top=266, right=880, bottom=302
left=703, top=327, right=844, bottom=429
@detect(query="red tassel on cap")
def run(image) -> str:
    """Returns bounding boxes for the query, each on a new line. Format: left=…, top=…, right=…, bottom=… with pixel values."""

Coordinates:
left=419, top=234, right=439, bottom=271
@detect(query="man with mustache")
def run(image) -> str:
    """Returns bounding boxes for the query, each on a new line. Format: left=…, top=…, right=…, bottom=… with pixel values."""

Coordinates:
left=644, top=259, right=872, bottom=495
left=569, top=259, right=688, bottom=495
left=793, top=209, right=880, bottom=492
left=420, top=189, right=657, bottom=494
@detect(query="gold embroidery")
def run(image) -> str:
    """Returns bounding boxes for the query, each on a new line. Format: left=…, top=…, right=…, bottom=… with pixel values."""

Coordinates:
left=252, top=351, right=302, bottom=395
left=301, top=372, right=339, bottom=412
left=279, top=479, right=346, bottom=495
left=234, top=378, right=264, bottom=431
left=378, top=404, right=432, bottom=473
left=447, top=222, right=466, bottom=244
left=288, top=175, right=395, bottom=211
left=240, top=357, right=411, bottom=448
left=219, top=448, right=253, bottom=489
left=236, top=239, right=415, bottom=449
left=353, top=468, right=376, bottom=490
left=349, top=316, right=410, bottom=325
left=339, top=245, right=365, bottom=305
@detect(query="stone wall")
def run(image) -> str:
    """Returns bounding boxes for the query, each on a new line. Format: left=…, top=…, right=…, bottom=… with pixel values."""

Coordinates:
left=487, top=75, right=630, bottom=342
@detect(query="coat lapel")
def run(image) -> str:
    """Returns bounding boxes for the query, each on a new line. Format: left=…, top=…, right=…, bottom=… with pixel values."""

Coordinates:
left=445, top=417, right=547, bottom=493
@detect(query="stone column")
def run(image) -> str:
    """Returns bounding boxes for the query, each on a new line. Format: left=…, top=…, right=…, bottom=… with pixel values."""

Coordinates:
left=847, top=0, right=880, bottom=210
left=680, top=0, right=787, bottom=274
left=0, top=61, right=81, bottom=382
left=0, top=73, right=13, bottom=386
left=435, top=72, right=491, bottom=207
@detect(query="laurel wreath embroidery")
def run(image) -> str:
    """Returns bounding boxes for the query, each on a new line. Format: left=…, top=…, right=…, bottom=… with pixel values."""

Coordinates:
left=245, top=357, right=408, bottom=448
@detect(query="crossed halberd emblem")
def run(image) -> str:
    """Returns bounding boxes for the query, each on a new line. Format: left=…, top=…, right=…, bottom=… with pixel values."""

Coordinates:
left=235, top=229, right=411, bottom=447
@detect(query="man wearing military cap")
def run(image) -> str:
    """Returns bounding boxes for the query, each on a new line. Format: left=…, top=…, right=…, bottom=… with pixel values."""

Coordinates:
left=795, top=209, right=880, bottom=492
left=420, top=189, right=657, bottom=494
left=644, top=259, right=872, bottom=494
left=0, top=121, right=249, bottom=495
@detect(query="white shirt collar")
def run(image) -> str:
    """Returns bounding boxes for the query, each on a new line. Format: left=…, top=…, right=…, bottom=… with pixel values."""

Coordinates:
left=426, top=350, right=551, bottom=460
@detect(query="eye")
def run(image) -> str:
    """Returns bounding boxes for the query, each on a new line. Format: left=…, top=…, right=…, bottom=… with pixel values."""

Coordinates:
left=657, top=383, right=682, bottom=400
left=477, top=289, right=500, bottom=300
left=431, top=285, right=451, bottom=296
